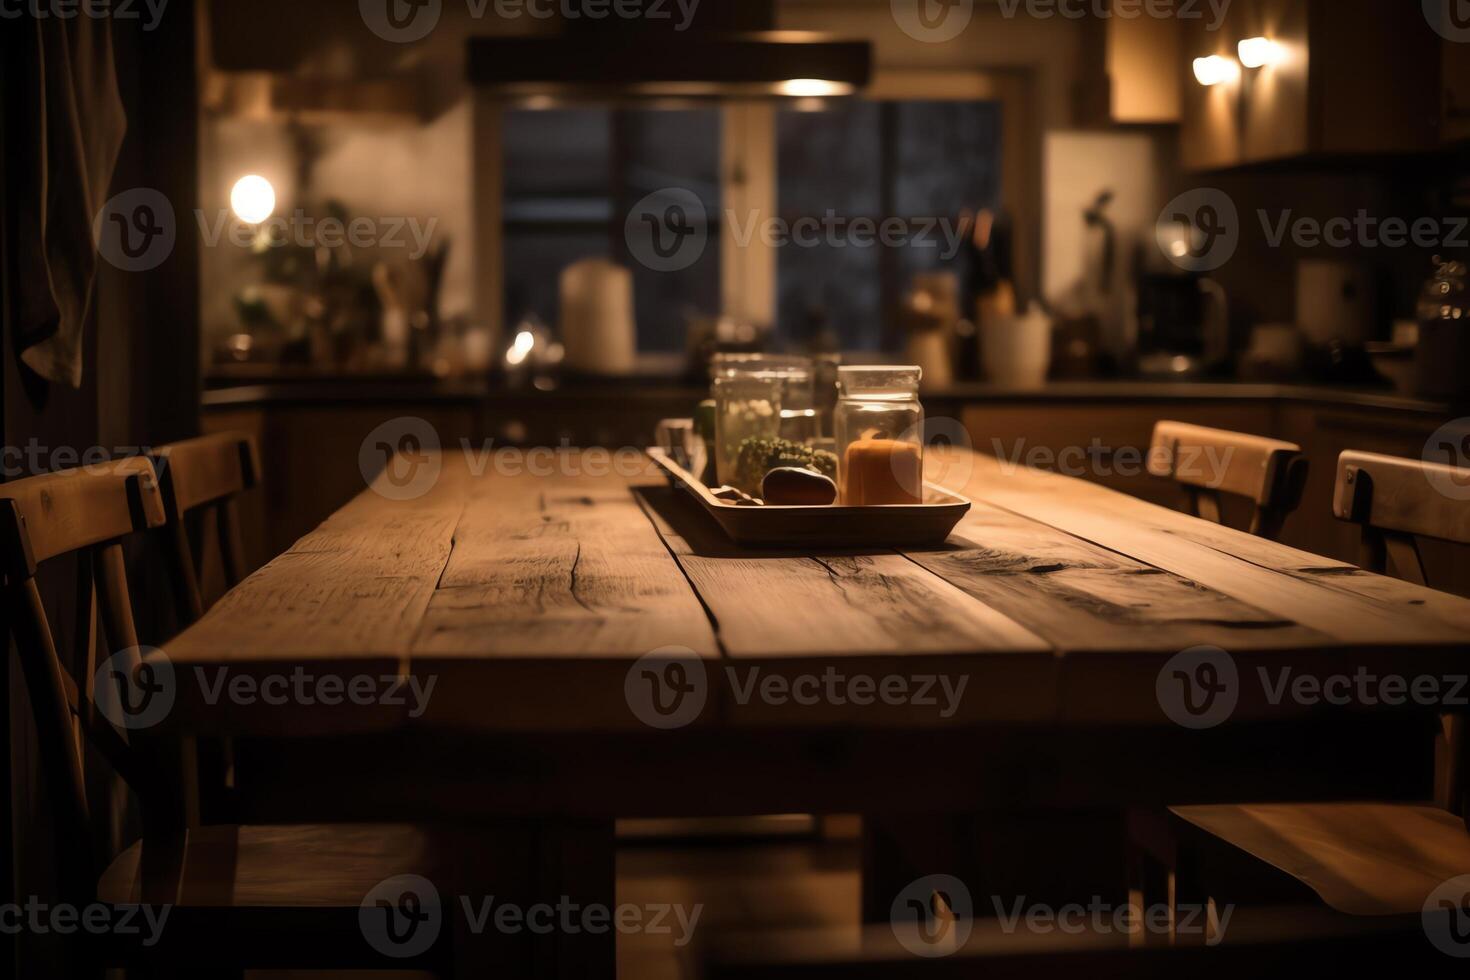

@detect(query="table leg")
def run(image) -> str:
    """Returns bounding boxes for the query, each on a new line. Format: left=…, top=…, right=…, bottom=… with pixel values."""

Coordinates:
left=861, top=813, right=980, bottom=924
left=535, top=820, right=617, bottom=980
left=447, top=819, right=616, bottom=980
left=862, top=811, right=1127, bottom=926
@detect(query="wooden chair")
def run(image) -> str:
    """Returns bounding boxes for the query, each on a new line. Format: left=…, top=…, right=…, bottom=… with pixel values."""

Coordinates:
left=148, top=431, right=261, bottom=625
left=1161, top=451, right=1470, bottom=922
left=145, top=433, right=263, bottom=822
left=1147, top=421, right=1308, bottom=540
left=0, top=459, right=451, bottom=973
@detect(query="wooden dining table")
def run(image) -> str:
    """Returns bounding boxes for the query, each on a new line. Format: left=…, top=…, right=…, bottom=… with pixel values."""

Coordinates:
left=153, top=445, right=1470, bottom=976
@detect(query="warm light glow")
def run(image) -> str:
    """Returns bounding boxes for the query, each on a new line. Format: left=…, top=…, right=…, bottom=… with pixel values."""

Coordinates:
left=506, top=330, right=536, bottom=367
left=230, top=175, right=276, bottom=224
left=1237, top=37, right=1283, bottom=69
left=777, top=79, right=853, bottom=98
left=1193, top=55, right=1240, bottom=87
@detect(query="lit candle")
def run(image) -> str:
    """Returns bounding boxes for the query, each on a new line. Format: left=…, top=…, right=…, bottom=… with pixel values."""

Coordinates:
left=843, top=439, right=923, bottom=506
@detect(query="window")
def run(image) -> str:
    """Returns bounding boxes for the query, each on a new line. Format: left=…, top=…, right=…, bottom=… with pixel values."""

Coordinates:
left=776, top=101, right=1003, bottom=350
left=501, top=100, right=1003, bottom=356
left=502, top=108, right=721, bottom=353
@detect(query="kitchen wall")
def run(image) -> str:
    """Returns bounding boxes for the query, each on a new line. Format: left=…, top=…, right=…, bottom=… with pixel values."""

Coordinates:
left=199, top=102, right=475, bottom=352
left=1043, top=130, right=1175, bottom=354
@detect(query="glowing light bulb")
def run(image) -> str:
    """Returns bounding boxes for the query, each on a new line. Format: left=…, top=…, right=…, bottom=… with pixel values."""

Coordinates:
left=777, top=79, right=852, bottom=98
left=1237, top=37, right=1283, bottom=69
left=230, top=175, right=276, bottom=225
left=1193, top=55, right=1240, bottom=87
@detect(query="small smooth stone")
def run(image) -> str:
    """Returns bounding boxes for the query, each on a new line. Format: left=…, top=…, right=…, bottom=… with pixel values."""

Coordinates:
left=761, top=467, right=838, bottom=506
left=712, top=485, right=759, bottom=505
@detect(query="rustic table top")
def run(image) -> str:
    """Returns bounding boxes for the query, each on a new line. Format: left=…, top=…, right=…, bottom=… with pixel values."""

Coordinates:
left=159, top=448, right=1470, bottom=740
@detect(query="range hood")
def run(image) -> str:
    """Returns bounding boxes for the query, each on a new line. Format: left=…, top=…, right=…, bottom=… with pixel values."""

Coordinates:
left=467, top=0, right=871, bottom=101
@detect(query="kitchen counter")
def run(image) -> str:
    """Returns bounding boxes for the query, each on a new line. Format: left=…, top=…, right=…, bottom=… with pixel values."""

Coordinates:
left=202, top=375, right=1453, bottom=417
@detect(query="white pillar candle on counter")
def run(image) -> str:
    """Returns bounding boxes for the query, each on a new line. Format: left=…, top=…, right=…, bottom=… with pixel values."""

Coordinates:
left=559, top=258, right=637, bottom=376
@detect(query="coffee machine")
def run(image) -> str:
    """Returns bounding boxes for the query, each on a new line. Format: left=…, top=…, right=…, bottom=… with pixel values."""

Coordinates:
left=1133, top=271, right=1230, bottom=378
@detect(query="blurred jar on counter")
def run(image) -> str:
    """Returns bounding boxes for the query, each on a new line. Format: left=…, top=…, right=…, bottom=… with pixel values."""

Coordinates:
left=1416, top=257, right=1470, bottom=400
left=835, top=366, right=925, bottom=506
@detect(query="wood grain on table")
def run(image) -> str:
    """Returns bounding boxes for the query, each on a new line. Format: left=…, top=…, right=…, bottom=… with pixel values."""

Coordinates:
left=161, top=448, right=1470, bottom=736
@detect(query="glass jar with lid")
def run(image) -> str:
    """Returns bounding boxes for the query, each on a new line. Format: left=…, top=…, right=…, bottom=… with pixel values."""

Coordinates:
left=712, top=354, right=817, bottom=445
left=834, top=366, right=924, bottom=506
left=711, top=354, right=823, bottom=492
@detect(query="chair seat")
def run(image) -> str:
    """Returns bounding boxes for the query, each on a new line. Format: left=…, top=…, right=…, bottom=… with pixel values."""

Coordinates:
left=95, top=823, right=449, bottom=969
left=1170, top=802, right=1470, bottom=916
left=99, top=822, right=444, bottom=908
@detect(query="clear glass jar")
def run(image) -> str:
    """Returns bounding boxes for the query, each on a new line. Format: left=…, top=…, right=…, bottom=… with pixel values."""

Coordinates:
left=713, top=372, right=784, bottom=491
left=712, top=354, right=816, bottom=446
left=835, top=366, right=925, bottom=506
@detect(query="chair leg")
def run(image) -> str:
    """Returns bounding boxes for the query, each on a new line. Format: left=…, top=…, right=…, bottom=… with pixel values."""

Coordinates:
left=1124, top=809, right=1174, bottom=946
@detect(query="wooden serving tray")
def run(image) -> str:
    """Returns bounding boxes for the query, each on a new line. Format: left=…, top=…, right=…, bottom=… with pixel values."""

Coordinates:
left=647, top=447, right=971, bottom=548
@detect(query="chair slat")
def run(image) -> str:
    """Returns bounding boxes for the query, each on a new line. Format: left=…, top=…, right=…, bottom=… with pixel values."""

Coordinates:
left=150, top=433, right=259, bottom=517
left=1334, top=450, right=1470, bottom=546
left=1148, top=421, right=1308, bottom=540
left=1149, top=421, right=1304, bottom=505
left=0, top=458, right=166, bottom=570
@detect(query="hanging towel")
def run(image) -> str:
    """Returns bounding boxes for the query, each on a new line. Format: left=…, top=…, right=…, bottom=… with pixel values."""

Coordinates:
left=14, top=15, right=128, bottom=388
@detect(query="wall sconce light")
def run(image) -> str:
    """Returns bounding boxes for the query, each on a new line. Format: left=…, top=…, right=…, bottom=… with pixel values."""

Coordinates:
left=1237, top=37, right=1284, bottom=69
left=230, top=175, right=276, bottom=225
left=1193, top=55, right=1241, bottom=87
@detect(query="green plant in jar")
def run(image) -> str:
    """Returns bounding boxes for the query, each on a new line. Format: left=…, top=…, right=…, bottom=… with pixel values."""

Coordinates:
left=713, top=374, right=783, bottom=489
left=732, top=437, right=838, bottom=497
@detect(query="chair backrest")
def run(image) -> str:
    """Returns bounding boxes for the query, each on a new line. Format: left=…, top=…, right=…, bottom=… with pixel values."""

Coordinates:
left=148, top=432, right=260, bottom=624
left=1333, top=449, right=1470, bottom=819
left=1333, top=450, right=1470, bottom=583
left=0, top=458, right=167, bottom=904
left=1148, top=421, right=1309, bottom=540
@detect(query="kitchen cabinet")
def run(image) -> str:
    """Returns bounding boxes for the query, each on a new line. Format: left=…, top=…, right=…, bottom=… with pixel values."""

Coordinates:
left=1182, top=0, right=1441, bottom=170
left=1101, top=3, right=1183, bottom=124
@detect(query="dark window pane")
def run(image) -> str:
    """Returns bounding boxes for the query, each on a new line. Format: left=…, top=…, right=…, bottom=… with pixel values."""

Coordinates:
left=777, top=100, right=1003, bottom=351
left=503, top=108, right=720, bottom=353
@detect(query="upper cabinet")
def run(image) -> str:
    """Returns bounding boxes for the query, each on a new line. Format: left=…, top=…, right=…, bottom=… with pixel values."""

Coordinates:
left=1181, top=0, right=1443, bottom=171
left=1106, top=7, right=1183, bottom=124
